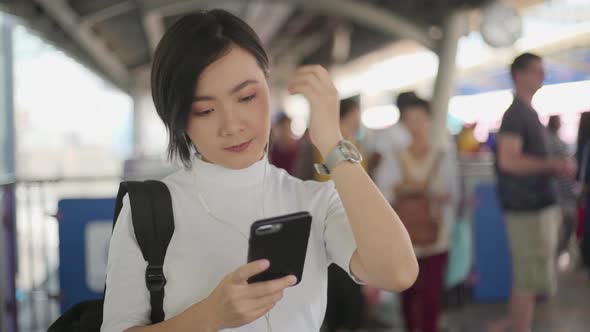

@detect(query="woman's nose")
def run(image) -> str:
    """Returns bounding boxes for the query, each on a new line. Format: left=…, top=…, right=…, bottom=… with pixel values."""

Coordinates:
left=218, top=107, right=244, bottom=137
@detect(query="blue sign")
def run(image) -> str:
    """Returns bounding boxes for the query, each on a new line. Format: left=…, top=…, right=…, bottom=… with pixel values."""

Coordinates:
left=472, top=184, right=512, bottom=301
left=457, top=48, right=590, bottom=96
left=58, top=198, right=115, bottom=312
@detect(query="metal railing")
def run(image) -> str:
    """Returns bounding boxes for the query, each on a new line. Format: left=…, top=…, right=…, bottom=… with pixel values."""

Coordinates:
left=3, top=158, right=495, bottom=331
left=9, top=176, right=120, bottom=332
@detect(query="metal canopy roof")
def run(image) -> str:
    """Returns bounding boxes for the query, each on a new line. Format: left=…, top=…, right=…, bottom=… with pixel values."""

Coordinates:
left=1, top=0, right=493, bottom=92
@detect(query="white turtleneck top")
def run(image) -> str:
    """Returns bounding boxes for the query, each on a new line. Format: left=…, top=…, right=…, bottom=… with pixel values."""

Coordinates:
left=101, top=156, right=358, bottom=332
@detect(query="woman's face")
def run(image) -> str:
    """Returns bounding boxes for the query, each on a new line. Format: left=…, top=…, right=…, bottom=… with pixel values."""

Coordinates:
left=188, top=46, right=271, bottom=169
left=401, top=106, right=431, bottom=141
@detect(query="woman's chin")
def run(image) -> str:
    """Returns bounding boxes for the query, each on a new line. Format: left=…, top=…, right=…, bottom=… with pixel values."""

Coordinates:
left=218, top=150, right=265, bottom=169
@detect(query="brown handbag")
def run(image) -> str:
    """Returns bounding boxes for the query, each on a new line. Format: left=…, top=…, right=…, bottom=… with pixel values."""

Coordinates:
left=394, top=151, right=444, bottom=247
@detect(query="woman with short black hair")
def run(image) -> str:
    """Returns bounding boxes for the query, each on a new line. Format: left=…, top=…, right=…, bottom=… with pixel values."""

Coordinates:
left=101, top=10, right=417, bottom=332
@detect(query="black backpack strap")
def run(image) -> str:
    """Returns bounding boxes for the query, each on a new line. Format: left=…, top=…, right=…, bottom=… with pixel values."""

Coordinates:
left=113, top=180, right=175, bottom=324
left=112, top=182, right=131, bottom=230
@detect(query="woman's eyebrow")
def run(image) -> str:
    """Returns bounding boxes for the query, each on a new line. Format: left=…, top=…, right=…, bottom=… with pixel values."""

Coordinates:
left=229, top=79, right=259, bottom=94
left=193, top=79, right=259, bottom=102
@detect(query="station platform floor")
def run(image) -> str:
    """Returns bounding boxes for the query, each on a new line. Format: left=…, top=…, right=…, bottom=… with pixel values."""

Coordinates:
left=366, top=269, right=590, bottom=332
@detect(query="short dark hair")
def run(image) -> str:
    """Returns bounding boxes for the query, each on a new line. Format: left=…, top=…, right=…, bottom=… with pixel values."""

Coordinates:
left=510, top=52, right=542, bottom=81
left=396, top=91, right=430, bottom=118
left=151, top=10, right=269, bottom=168
left=340, top=97, right=360, bottom=119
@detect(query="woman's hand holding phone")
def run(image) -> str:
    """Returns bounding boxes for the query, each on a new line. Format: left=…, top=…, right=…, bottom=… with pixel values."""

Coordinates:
left=202, top=259, right=297, bottom=330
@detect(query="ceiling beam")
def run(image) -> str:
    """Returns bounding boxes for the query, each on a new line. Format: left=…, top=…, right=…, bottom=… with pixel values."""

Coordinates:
left=268, top=14, right=316, bottom=59
left=142, top=10, right=165, bottom=53
left=143, top=0, right=293, bottom=51
left=282, top=0, right=435, bottom=50
left=250, top=2, right=293, bottom=45
left=78, top=0, right=135, bottom=28
left=145, top=0, right=433, bottom=49
left=147, top=0, right=210, bottom=17
left=271, top=26, right=334, bottom=88
left=140, top=0, right=210, bottom=54
left=34, top=0, right=131, bottom=90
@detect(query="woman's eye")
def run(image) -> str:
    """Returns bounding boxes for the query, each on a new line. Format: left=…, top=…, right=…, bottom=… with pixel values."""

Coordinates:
left=239, top=94, right=256, bottom=103
left=192, top=109, right=213, bottom=117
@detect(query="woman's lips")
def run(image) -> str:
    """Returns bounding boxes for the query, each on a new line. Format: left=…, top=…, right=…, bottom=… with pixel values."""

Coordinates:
left=224, top=140, right=252, bottom=153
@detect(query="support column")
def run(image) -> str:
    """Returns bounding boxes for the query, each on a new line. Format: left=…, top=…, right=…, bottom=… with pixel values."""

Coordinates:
left=132, top=89, right=169, bottom=159
left=0, top=13, right=17, bottom=332
left=431, top=11, right=466, bottom=144
left=132, top=91, right=146, bottom=158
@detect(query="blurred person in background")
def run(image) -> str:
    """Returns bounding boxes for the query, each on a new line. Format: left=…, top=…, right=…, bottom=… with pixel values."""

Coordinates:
left=491, top=53, right=576, bottom=332
left=269, top=111, right=298, bottom=175
left=576, top=111, right=590, bottom=275
left=546, top=115, right=578, bottom=270
left=376, top=92, right=459, bottom=332
left=293, top=129, right=313, bottom=180
left=366, top=96, right=412, bottom=179
left=457, top=123, right=481, bottom=154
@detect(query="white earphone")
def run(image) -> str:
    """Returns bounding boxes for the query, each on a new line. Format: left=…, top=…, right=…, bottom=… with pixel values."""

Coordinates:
left=192, top=146, right=273, bottom=332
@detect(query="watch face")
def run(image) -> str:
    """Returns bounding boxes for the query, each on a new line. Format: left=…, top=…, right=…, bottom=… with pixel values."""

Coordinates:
left=339, top=141, right=363, bottom=163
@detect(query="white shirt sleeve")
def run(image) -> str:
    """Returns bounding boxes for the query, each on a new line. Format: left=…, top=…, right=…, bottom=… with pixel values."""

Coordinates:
left=322, top=182, right=364, bottom=283
left=101, top=195, right=151, bottom=332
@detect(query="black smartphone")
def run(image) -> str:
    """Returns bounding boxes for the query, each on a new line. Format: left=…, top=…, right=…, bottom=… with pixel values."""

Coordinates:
left=247, top=211, right=312, bottom=285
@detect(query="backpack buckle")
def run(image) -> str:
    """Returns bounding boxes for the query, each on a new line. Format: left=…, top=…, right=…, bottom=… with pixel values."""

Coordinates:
left=145, top=265, right=166, bottom=292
